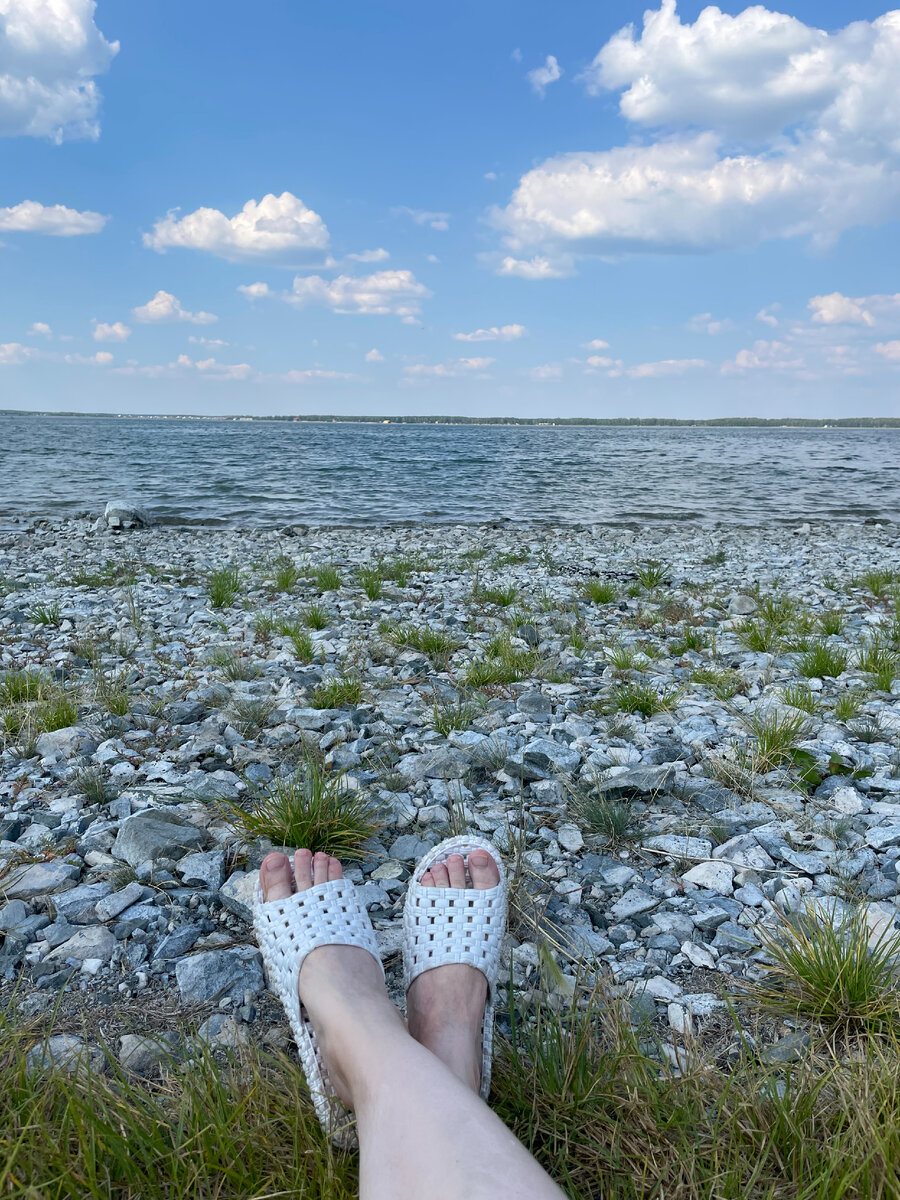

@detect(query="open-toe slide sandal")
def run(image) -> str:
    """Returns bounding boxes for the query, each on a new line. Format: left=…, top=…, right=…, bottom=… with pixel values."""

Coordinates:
left=253, top=872, right=383, bottom=1146
left=402, top=835, right=507, bottom=1099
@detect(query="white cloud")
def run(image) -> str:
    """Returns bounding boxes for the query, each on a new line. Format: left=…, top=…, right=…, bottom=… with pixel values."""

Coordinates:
left=29, top=321, right=51, bottom=337
left=403, top=357, right=494, bottom=379
left=527, top=363, right=563, bottom=381
left=287, top=269, right=430, bottom=319
left=347, top=247, right=389, bottom=262
left=132, top=290, right=217, bottom=325
left=614, top=357, right=709, bottom=378
left=452, top=323, right=526, bottom=342
left=687, top=312, right=733, bottom=335
left=511, top=48, right=522, bottom=63
left=809, top=291, right=900, bottom=326
left=188, top=335, right=228, bottom=348
left=585, top=354, right=621, bottom=370
left=426, top=253, right=440, bottom=263
left=0, top=341, right=35, bottom=364
left=63, top=349, right=112, bottom=365
left=723, top=339, right=805, bottom=373
left=874, top=341, right=900, bottom=361
left=238, top=281, right=271, bottom=299
left=527, top=54, right=562, bottom=97
left=393, top=207, right=450, bottom=231
left=497, top=255, right=570, bottom=279
left=144, top=192, right=330, bottom=260
left=364, top=348, right=384, bottom=363
left=92, top=320, right=130, bottom=342
left=0, top=199, right=105, bottom=235
left=0, top=0, right=118, bottom=141
left=484, top=171, right=497, bottom=181
left=281, top=368, right=362, bottom=383
left=495, top=4, right=900, bottom=260
left=583, top=338, right=609, bottom=350
left=757, top=306, right=780, bottom=327
left=115, top=353, right=252, bottom=381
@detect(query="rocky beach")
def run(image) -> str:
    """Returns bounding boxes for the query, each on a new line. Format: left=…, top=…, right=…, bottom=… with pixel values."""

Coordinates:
left=2, top=508, right=900, bottom=1077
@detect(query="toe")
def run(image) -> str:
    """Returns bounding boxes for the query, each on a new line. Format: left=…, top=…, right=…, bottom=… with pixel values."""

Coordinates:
left=312, top=851, right=331, bottom=886
left=430, top=861, right=451, bottom=888
left=293, top=848, right=314, bottom=892
left=446, top=853, right=467, bottom=889
left=421, top=870, right=435, bottom=887
left=468, top=849, right=500, bottom=889
left=260, top=853, right=293, bottom=901
left=327, top=855, right=344, bottom=882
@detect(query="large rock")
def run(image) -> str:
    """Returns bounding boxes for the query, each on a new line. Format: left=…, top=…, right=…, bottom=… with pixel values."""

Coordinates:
left=644, top=835, right=713, bottom=859
left=2, top=860, right=80, bottom=901
left=26, top=1035, right=107, bottom=1077
left=118, top=1032, right=181, bottom=1077
left=218, top=870, right=255, bottom=922
left=45, top=925, right=117, bottom=964
left=35, top=726, right=97, bottom=760
left=396, top=747, right=472, bottom=781
left=596, top=765, right=676, bottom=798
left=682, top=861, right=735, bottom=895
left=175, top=947, right=264, bottom=1005
left=104, top=501, right=151, bottom=530
left=521, top=738, right=582, bottom=776
left=49, top=882, right=114, bottom=924
left=112, top=810, right=206, bottom=867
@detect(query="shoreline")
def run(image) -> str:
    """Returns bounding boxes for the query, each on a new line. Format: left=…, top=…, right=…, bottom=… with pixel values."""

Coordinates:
left=2, top=517, right=899, bottom=1081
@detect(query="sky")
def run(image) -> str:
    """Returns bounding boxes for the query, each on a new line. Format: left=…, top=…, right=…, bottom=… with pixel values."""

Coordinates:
left=1, top=0, right=900, bottom=419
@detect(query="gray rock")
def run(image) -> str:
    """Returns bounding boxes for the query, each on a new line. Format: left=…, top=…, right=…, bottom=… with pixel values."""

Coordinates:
left=153, top=924, right=203, bottom=960
left=711, top=921, right=759, bottom=951
left=3, top=860, right=80, bottom=900
left=609, top=889, right=660, bottom=921
left=516, top=691, right=552, bottom=717
left=26, top=1035, right=107, bottom=1076
left=175, top=947, right=264, bottom=1005
left=218, top=870, right=255, bottom=922
left=644, top=834, right=713, bottom=859
left=104, top=501, right=152, bottom=529
left=195, top=1013, right=249, bottom=1048
left=598, top=765, right=676, bottom=798
left=396, top=747, right=472, bottom=781
left=556, top=822, right=585, bottom=853
left=388, top=834, right=433, bottom=861
left=727, top=594, right=757, bottom=616
left=865, top=825, right=900, bottom=850
left=178, top=850, right=226, bottom=889
left=681, top=861, right=734, bottom=895
left=118, top=1032, right=181, bottom=1077
left=0, top=899, right=30, bottom=932
left=113, top=811, right=206, bottom=868
left=34, top=726, right=98, bottom=760
left=44, top=925, right=117, bottom=964
left=713, top=834, right=776, bottom=871
left=522, top=738, right=581, bottom=775
left=49, top=882, right=114, bottom=924
left=95, top=881, right=149, bottom=921
left=759, top=1032, right=810, bottom=1064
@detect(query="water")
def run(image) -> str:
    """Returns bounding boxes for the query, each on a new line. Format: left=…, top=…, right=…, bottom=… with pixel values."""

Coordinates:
left=0, top=415, right=896, bottom=527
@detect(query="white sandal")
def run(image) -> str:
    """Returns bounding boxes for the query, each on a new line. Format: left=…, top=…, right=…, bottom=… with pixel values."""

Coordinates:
left=402, top=835, right=508, bottom=1099
left=253, top=873, right=383, bottom=1146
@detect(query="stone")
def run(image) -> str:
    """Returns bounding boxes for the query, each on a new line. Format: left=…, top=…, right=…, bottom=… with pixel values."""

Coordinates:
left=597, top=765, right=676, bottom=798
left=49, top=882, right=114, bottom=924
left=118, top=1032, right=181, bottom=1077
left=644, top=835, right=713, bottom=859
left=668, top=1003, right=692, bottom=1037
left=34, top=726, right=98, bottom=759
left=680, top=940, right=717, bottom=970
left=177, top=850, right=226, bottom=889
left=2, top=860, right=80, bottom=900
left=642, top=975, right=683, bottom=1001
left=609, top=889, right=660, bottom=921
left=388, top=834, right=432, bottom=861
left=865, top=825, right=900, bottom=851
left=759, top=1032, right=810, bottom=1064
left=175, top=947, right=264, bottom=1005
left=830, top=787, right=865, bottom=816
left=95, top=881, right=149, bottom=922
left=517, top=691, right=552, bottom=717
left=522, top=738, right=582, bottom=775
left=44, top=925, right=117, bottom=964
left=681, top=861, right=735, bottom=895
left=560, top=926, right=614, bottom=959
left=104, top=501, right=152, bottom=529
left=153, top=924, right=203, bottom=960
left=713, top=834, right=776, bottom=871
left=195, top=1013, right=249, bottom=1048
left=112, top=811, right=206, bottom=868
left=0, top=899, right=30, bottom=932
left=556, top=822, right=585, bottom=853
left=218, top=871, right=256, bottom=922
left=26, top=1035, right=106, bottom=1076
left=727, top=594, right=757, bottom=616
left=396, top=747, right=472, bottom=781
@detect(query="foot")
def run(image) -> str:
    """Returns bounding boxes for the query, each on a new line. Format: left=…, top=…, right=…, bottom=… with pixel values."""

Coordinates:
left=259, top=849, right=400, bottom=1108
left=406, top=850, right=501, bottom=1093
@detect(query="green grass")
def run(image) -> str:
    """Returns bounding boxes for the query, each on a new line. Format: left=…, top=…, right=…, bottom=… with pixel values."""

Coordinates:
left=583, top=579, right=618, bottom=605
left=206, top=566, right=241, bottom=608
left=749, top=904, right=900, bottom=1037
left=29, top=601, right=61, bottom=626
left=429, top=691, right=482, bottom=735
left=376, top=555, right=428, bottom=588
left=606, top=641, right=643, bottom=673
left=701, top=548, right=726, bottom=565
left=314, top=564, right=342, bottom=592
left=834, top=690, right=869, bottom=722
left=857, top=639, right=900, bottom=692
left=271, top=555, right=301, bottom=592
left=69, top=560, right=138, bottom=587
left=492, top=549, right=529, bottom=567
left=2, top=688, right=79, bottom=750
left=781, top=682, right=821, bottom=715
left=206, top=648, right=259, bottom=682
left=634, top=559, right=669, bottom=590
left=357, top=566, right=384, bottom=600
left=303, top=603, right=329, bottom=630
left=573, top=788, right=635, bottom=844
left=222, top=754, right=382, bottom=855
left=795, top=640, right=849, bottom=678
left=253, top=612, right=277, bottom=640
left=476, top=584, right=519, bottom=607
left=0, top=670, right=50, bottom=705
left=380, top=621, right=462, bottom=666
left=690, top=666, right=743, bottom=700
left=460, top=634, right=542, bottom=688
left=738, top=619, right=784, bottom=653
left=226, top=697, right=276, bottom=739
left=92, top=666, right=131, bottom=717
left=606, top=680, right=681, bottom=716
left=742, top=707, right=810, bottom=772
left=853, top=569, right=899, bottom=599
left=310, top=675, right=363, bottom=709
left=669, top=624, right=708, bottom=655
left=819, top=610, right=846, bottom=636
left=72, top=766, right=115, bottom=804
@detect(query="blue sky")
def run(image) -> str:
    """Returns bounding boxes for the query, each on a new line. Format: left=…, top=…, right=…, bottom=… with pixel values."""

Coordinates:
left=1, top=0, right=899, bottom=418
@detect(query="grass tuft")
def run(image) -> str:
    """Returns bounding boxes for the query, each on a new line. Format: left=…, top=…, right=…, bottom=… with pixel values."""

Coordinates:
left=311, top=675, right=363, bottom=709
left=583, top=579, right=618, bottom=605
left=206, top=566, right=241, bottom=608
left=314, top=564, right=342, bottom=592
left=606, top=680, right=682, bottom=716
left=742, top=707, right=810, bottom=772
left=795, top=640, right=848, bottom=679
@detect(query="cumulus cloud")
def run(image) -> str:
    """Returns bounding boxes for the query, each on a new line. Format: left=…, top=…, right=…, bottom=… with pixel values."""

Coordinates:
left=613, top=357, right=709, bottom=378
left=63, top=350, right=112, bottom=365
left=687, top=313, right=733, bottom=335
left=393, top=207, right=450, bottom=231
left=288, top=269, right=430, bottom=319
left=0, top=0, right=119, bottom=141
left=0, top=199, right=105, bottom=235
left=403, top=357, right=494, bottom=379
left=238, top=281, right=271, bottom=299
left=527, top=54, right=562, bottom=97
left=364, top=348, right=384, bottom=363
left=132, top=291, right=217, bottom=325
left=585, top=355, right=621, bottom=370
left=144, top=192, right=330, bottom=260
left=723, top=339, right=805, bottom=373
left=29, top=321, right=51, bottom=337
left=452, top=324, right=526, bottom=342
left=281, top=368, right=362, bottom=383
left=874, top=341, right=900, bottom=361
left=583, top=338, right=609, bottom=350
left=497, top=255, right=570, bottom=279
left=116, top=353, right=252, bottom=381
left=188, top=335, right=229, bottom=348
left=757, top=306, right=780, bottom=327
left=808, top=291, right=900, bottom=326
left=348, top=247, right=389, bottom=262
left=92, top=320, right=130, bottom=342
left=495, top=3, right=900, bottom=261
left=0, top=341, right=35, bottom=364
left=527, top=363, right=563, bottom=381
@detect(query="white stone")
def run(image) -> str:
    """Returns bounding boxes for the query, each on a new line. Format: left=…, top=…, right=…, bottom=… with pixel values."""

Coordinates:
left=681, top=861, right=734, bottom=895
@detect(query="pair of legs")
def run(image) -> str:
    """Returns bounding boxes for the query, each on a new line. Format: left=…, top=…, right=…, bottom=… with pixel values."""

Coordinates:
left=260, top=848, right=564, bottom=1200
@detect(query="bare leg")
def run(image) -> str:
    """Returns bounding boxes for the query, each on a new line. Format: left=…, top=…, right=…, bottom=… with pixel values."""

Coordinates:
left=260, top=850, right=564, bottom=1200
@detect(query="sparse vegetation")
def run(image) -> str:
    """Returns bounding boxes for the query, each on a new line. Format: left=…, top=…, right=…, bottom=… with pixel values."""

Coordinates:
left=857, top=638, right=900, bottom=692
left=311, top=675, right=363, bottom=709
left=206, top=566, right=241, bottom=608
left=206, top=648, right=259, bottom=682
left=690, top=666, right=743, bottom=700
left=795, top=640, right=848, bottom=678
left=781, top=682, right=821, bottom=715
left=314, top=564, right=342, bottom=592
left=573, top=787, right=635, bottom=844
left=303, top=603, right=329, bottom=630
left=606, top=680, right=681, bottom=717
left=29, top=601, right=62, bottom=626
left=634, top=559, right=669, bottom=590
left=357, top=566, right=384, bottom=600
left=429, top=691, right=482, bottom=735
left=381, top=621, right=461, bottom=666
left=742, top=707, right=810, bottom=772
left=475, top=583, right=519, bottom=607
left=583, top=579, right=618, bottom=605
left=271, top=555, right=301, bottom=592
left=226, top=697, right=277, bottom=739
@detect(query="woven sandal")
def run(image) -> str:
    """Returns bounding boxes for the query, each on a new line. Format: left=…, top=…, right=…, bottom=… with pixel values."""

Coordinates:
left=403, top=835, right=507, bottom=1099
left=253, top=870, right=383, bottom=1146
